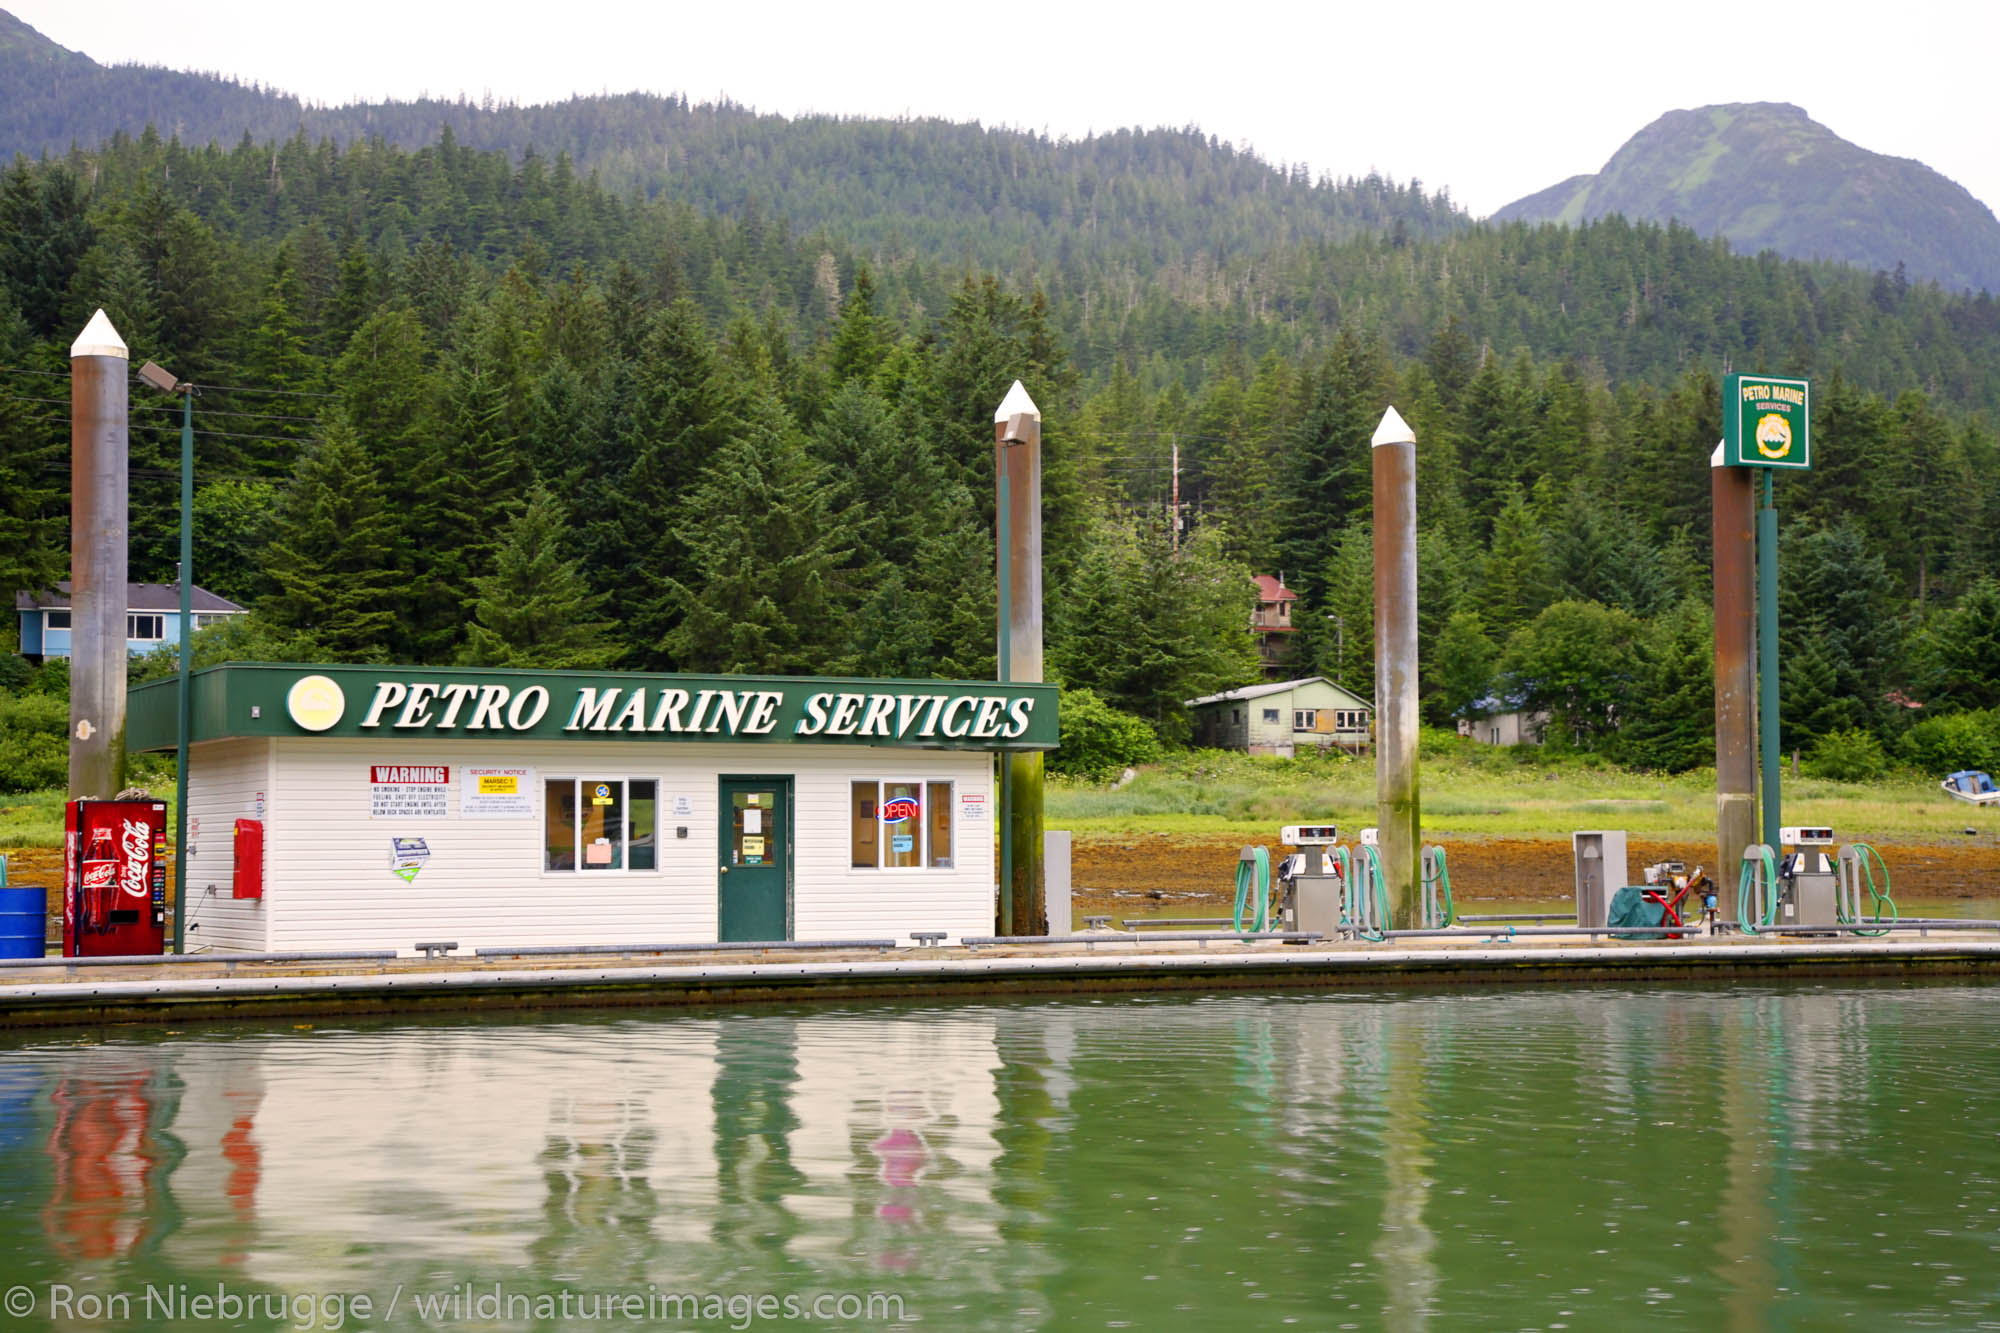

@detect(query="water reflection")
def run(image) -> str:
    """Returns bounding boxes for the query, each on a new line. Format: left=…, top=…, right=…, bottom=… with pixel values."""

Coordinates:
left=0, top=984, right=1994, bottom=1330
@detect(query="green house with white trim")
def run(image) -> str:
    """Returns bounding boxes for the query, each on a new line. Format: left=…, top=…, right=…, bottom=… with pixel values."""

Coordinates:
left=1184, top=676, right=1371, bottom=756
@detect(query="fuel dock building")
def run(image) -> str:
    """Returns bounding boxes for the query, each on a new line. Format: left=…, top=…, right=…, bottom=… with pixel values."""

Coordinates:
left=127, top=664, right=1059, bottom=954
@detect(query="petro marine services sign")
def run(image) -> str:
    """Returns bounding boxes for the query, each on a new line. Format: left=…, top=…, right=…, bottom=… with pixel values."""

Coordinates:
left=129, top=664, right=1061, bottom=752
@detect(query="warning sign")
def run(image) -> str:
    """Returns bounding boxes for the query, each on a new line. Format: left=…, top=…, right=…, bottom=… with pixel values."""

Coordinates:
left=463, top=766, right=534, bottom=818
left=960, top=791, right=989, bottom=823
left=370, top=765, right=451, bottom=819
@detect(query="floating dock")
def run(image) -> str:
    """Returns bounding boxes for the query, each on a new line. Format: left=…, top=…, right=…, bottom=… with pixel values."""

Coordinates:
left=4, top=930, right=1999, bottom=1028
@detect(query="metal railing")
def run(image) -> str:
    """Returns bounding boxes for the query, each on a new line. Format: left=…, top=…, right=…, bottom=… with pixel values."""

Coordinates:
left=474, top=939, right=898, bottom=959
left=0, top=949, right=399, bottom=972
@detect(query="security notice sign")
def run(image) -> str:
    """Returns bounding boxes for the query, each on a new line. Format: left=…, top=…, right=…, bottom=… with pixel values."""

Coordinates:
left=463, top=766, right=535, bottom=818
left=370, top=765, right=451, bottom=819
left=1722, top=374, right=1811, bottom=470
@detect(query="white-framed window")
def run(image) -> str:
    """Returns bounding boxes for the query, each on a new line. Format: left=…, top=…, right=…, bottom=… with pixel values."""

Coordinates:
left=1335, top=709, right=1367, bottom=730
left=851, top=779, right=954, bottom=870
left=44, top=609, right=70, bottom=631
left=544, top=777, right=657, bottom=872
left=1293, top=709, right=1317, bottom=731
left=1262, top=708, right=1280, bottom=724
left=193, top=613, right=234, bottom=628
left=127, top=613, right=165, bottom=640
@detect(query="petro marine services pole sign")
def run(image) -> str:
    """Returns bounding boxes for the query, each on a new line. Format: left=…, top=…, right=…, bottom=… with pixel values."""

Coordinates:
left=128, top=664, right=1061, bottom=752
left=1721, top=373, right=1811, bottom=470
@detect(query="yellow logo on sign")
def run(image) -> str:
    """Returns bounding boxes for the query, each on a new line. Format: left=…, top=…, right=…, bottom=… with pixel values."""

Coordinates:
left=478, top=776, right=517, bottom=795
left=286, top=675, right=346, bottom=731
left=1755, top=413, right=1793, bottom=459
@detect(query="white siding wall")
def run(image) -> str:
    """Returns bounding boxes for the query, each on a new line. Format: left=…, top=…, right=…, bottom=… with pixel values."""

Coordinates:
left=250, top=738, right=993, bottom=955
left=180, top=738, right=272, bottom=952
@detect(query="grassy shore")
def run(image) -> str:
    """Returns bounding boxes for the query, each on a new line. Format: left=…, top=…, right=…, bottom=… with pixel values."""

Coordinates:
left=1046, top=742, right=1994, bottom=846
left=1, top=740, right=1989, bottom=854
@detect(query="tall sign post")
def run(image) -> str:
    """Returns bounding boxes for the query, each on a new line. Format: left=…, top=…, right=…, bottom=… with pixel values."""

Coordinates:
left=68, top=310, right=130, bottom=800
left=1719, top=374, right=1811, bottom=852
left=995, top=381, right=1046, bottom=935
left=1710, top=443, right=1757, bottom=920
left=1371, top=406, right=1421, bottom=928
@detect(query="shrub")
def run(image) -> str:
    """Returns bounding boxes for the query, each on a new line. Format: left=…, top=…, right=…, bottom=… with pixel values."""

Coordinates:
left=1801, top=727, right=1887, bottom=782
left=1899, top=710, right=2000, bottom=775
left=0, top=692, right=67, bottom=793
left=1048, top=688, right=1162, bottom=782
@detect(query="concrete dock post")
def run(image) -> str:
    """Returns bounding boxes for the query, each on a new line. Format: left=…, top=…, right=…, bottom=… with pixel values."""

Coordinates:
left=1371, top=406, right=1421, bottom=929
left=1711, top=445, right=1756, bottom=921
left=995, top=381, right=1046, bottom=935
left=68, top=310, right=130, bottom=799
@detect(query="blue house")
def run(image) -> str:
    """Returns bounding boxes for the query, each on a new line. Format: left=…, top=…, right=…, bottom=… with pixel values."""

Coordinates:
left=15, top=583, right=247, bottom=661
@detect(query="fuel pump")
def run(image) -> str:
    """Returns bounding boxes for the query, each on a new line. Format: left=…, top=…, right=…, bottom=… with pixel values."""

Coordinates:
left=1738, top=827, right=1897, bottom=933
left=1776, top=826, right=1839, bottom=929
left=1274, top=825, right=1341, bottom=934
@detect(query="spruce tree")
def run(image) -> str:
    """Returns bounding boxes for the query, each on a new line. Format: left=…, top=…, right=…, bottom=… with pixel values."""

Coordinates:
left=459, top=485, right=623, bottom=670
left=259, top=422, right=400, bottom=661
left=658, top=386, right=854, bottom=675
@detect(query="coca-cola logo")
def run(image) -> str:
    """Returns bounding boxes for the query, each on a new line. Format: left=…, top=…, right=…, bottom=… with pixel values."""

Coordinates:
left=120, top=820, right=150, bottom=900
left=82, top=862, right=115, bottom=890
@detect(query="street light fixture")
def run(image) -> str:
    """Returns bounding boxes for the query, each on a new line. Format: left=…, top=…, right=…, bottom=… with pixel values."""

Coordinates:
left=136, top=359, right=195, bottom=955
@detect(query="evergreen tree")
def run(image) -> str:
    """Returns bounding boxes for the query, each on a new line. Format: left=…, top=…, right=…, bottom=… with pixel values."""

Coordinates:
left=259, top=422, right=399, bottom=660
left=459, top=484, right=623, bottom=669
left=1427, top=610, right=1498, bottom=728
left=659, top=386, right=854, bottom=674
left=1613, top=598, right=1716, bottom=771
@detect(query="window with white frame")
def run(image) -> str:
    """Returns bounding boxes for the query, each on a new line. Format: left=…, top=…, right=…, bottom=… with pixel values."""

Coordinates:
left=851, top=780, right=954, bottom=869
left=127, top=613, right=165, bottom=640
left=544, top=777, right=657, bottom=872
left=1262, top=708, right=1280, bottom=724
left=1293, top=709, right=1317, bottom=731
left=44, top=610, right=70, bottom=631
left=1335, top=710, right=1367, bottom=730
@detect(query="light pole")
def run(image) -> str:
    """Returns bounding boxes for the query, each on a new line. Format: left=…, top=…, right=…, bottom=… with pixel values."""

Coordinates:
left=137, top=359, right=194, bottom=954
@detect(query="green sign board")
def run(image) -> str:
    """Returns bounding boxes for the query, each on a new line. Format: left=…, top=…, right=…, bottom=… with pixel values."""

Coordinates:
left=128, top=663, right=1061, bottom=753
left=1722, top=373, right=1811, bottom=470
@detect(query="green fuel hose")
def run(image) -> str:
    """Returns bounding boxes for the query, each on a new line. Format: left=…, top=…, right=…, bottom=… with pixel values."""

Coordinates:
left=1354, top=844, right=1389, bottom=942
left=1738, top=846, right=1780, bottom=934
left=1234, top=846, right=1271, bottom=933
left=1839, top=843, right=1897, bottom=936
left=1422, top=846, right=1457, bottom=928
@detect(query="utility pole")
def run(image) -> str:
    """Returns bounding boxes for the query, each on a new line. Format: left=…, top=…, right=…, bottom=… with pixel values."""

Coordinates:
left=68, top=310, right=129, bottom=800
left=995, top=380, right=1045, bottom=935
left=1170, top=435, right=1180, bottom=552
left=1371, top=406, right=1421, bottom=928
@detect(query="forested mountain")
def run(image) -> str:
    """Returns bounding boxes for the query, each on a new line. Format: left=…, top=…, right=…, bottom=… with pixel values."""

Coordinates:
left=1, top=20, right=1998, bottom=785
left=0, top=8, right=1465, bottom=277
left=1495, top=103, right=2000, bottom=295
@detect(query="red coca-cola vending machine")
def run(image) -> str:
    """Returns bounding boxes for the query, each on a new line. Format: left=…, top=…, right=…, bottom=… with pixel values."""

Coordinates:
left=64, top=799, right=168, bottom=957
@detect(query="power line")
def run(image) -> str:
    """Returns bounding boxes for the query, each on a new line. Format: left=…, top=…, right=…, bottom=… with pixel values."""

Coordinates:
left=184, top=382, right=340, bottom=400
left=136, top=402, right=322, bottom=423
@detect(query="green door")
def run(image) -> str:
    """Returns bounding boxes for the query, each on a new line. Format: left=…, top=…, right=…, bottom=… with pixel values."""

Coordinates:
left=718, top=778, right=789, bottom=942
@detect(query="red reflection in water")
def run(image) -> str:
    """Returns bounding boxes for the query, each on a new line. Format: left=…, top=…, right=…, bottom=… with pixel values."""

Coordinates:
left=869, top=1096, right=932, bottom=1272
left=43, top=1075, right=156, bottom=1261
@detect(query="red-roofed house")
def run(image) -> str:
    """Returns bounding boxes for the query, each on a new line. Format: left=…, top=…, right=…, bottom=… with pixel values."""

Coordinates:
left=1251, top=574, right=1297, bottom=678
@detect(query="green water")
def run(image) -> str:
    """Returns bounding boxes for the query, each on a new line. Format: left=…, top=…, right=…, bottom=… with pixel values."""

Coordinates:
left=1, top=984, right=1998, bottom=1330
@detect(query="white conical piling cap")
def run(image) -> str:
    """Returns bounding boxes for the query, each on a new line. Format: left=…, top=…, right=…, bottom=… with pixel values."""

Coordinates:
left=1710, top=440, right=1726, bottom=466
left=70, top=308, right=128, bottom=360
left=1370, top=405, right=1415, bottom=447
left=993, top=380, right=1041, bottom=422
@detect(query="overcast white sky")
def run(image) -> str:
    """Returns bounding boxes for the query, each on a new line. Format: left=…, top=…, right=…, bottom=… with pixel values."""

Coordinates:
left=14, top=0, right=1999, bottom=217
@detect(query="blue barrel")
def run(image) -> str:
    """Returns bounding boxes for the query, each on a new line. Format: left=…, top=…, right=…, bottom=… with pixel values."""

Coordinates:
left=0, top=885, right=48, bottom=959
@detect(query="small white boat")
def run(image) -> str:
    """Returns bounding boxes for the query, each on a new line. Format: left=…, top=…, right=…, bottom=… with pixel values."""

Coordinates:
left=1942, top=771, right=2000, bottom=805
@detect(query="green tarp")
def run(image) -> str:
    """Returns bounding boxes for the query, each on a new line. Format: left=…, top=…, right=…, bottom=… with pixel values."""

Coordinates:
left=1608, top=884, right=1667, bottom=939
